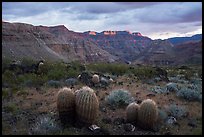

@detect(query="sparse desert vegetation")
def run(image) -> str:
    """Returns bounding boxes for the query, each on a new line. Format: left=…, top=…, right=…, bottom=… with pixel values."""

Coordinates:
left=2, top=58, right=202, bottom=135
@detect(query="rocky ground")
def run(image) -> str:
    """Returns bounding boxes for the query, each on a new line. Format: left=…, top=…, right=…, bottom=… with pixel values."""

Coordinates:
left=2, top=67, right=202, bottom=135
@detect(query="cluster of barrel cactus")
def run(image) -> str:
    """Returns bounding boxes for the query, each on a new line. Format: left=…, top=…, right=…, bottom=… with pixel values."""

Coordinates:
left=57, top=86, right=99, bottom=126
left=126, top=99, right=158, bottom=130
left=57, top=85, right=158, bottom=130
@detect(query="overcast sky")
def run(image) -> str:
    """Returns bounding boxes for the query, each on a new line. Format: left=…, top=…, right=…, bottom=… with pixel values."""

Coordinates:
left=2, top=2, right=202, bottom=39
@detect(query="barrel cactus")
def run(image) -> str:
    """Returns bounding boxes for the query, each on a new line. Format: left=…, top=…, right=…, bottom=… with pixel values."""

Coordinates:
left=92, top=74, right=100, bottom=84
left=126, top=102, right=140, bottom=123
left=57, top=87, right=75, bottom=125
left=138, top=99, right=158, bottom=130
left=75, top=86, right=99, bottom=125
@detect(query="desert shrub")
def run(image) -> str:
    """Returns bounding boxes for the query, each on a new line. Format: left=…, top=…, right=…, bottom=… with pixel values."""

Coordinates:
left=187, top=84, right=202, bottom=93
left=191, top=78, right=202, bottom=85
left=2, top=57, right=12, bottom=73
left=37, top=61, right=54, bottom=75
left=154, top=77, right=161, bottom=82
left=2, top=70, right=16, bottom=86
left=167, top=68, right=179, bottom=77
left=106, top=89, right=134, bottom=108
left=47, top=65, right=67, bottom=80
left=69, top=61, right=86, bottom=71
left=29, top=115, right=60, bottom=135
left=16, top=73, right=48, bottom=87
left=177, top=87, right=202, bottom=102
left=64, top=78, right=78, bottom=86
left=167, top=104, right=187, bottom=119
left=131, top=66, right=157, bottom=80
left=66, top=68, right=80, bottom=78
left=158, top=109, right=168, bottom=122
left=150, top=86, right=167, bottom=94
left=168, top=76, right=180, bottom=83
left=87, top=63, right=129, bottom=76
left=4, top=103, right=19, bottom=114
left=166, top=83, right=178, bottom=92
left=47, top=80, right=61, bottom=88
left=2, top=88, right=9, bottom=98
left=44, top=61, right=80, bottom=80
left=183, top=70, right=195, bottom=80
left=21, top=58, right=36, bottom=67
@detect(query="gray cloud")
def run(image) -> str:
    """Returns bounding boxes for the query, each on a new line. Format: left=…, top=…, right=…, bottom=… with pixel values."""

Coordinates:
left=136, top=2, right=202, bottom=23
left=2, top=2, right=202, bottom=39
left=2, top=2, right=72, bottom=17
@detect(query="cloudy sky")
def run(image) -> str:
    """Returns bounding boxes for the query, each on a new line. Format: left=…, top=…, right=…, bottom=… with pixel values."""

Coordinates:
left=2, top=2, right=202, bottom=39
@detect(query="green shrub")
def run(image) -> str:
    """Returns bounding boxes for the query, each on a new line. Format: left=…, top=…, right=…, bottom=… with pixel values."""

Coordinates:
left=16, top=73, right=48, bottom=87
left=106, top=89, right=134, bottom=108
left=4, top=103, right=18, bottom=114
left=47, top=66, right=67, bottom=80
left=131, top=67, right=157, bottom=79
left=66, top=68, right=80, bottom=78
left=2, top=70, right=16, bottom=85
left=2, top=88, right=10, bottom=98
left=21, top=58, right=36, bottom=67
left=2, top=57, right=12, bottom=73
left=87, top=63, right=129, bottom=76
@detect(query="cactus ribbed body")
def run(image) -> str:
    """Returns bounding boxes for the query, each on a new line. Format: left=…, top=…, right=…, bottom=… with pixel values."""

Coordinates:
left=126, top=102, right=140, bottom=123
left=57, top=87, right=75, bottom=124
left=75, top=86, right=99, bottom=125
left=92, top=74, right=100, bottom=84
left=138, top=99, right=158, bottom=130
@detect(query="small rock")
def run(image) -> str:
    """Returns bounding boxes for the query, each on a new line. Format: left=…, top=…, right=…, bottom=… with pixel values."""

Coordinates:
left=123, top=123, right=135, bottom=132
left=166, top=116, right=177, bottom=124
left=146, top=93, right=156, bottom=97
left=89, top=124, right=100, bottom=131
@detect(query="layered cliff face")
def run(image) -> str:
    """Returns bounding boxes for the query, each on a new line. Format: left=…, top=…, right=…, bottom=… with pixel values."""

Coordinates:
left=2, top=21, right=118, bottom=63
left=173, top=40, right=202, bottom=65
left=132, top=39, right=177, bottom=65
left=2, top=21, right=202, bottom=65
left=83, top=31, right=152, bottom=62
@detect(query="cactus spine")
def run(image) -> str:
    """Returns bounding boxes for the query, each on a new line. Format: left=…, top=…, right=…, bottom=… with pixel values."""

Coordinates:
left=138, top=99, right=158, bottom=130
left=57, top=87, right=75, bottom=124
left=126, top=102, right=140, bottom=123
left=75, top=86, right=99, bottom=125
